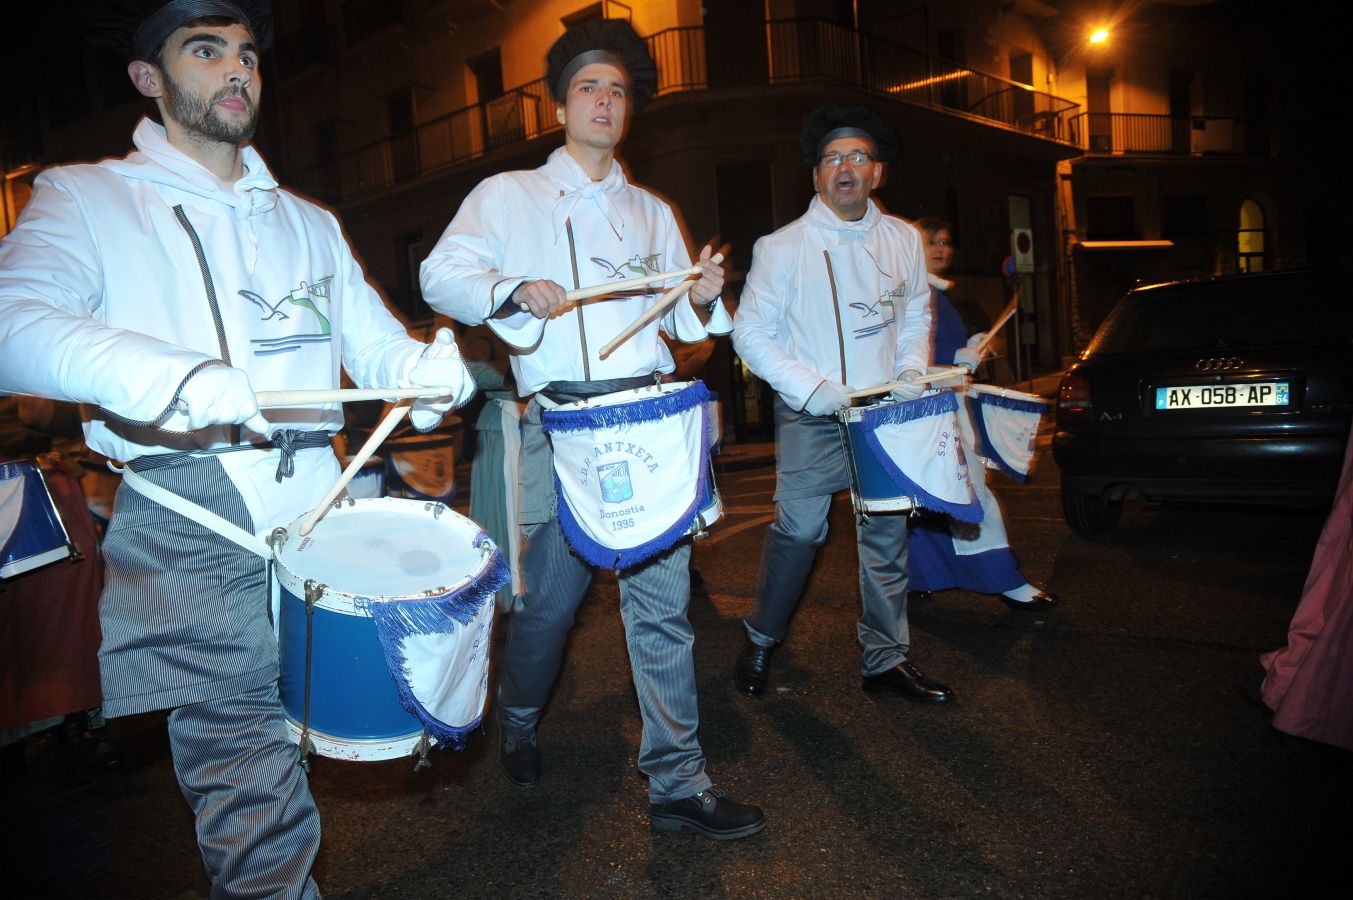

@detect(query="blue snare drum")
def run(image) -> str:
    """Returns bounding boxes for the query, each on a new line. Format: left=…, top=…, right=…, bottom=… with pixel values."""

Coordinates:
left=0, top=458, right=78, bottom=580
left=838, top=404, right=921, bottom=514
left=837, top=393, right=981, bottom=521
left=275, top=497, right=502, bottom=761
left=965, top=383, right=1050, bottom=483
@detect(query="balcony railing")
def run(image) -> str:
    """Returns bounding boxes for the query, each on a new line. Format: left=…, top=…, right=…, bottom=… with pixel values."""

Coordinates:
left=1070, top=112, right=1253, bottom=155
left=765, top=19, right=1078, bottom=142
left=288, top=19, right=1076, bottom=204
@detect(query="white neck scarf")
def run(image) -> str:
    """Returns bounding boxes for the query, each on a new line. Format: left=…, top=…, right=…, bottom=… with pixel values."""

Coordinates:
left=547, top=147, right=628, bottom=240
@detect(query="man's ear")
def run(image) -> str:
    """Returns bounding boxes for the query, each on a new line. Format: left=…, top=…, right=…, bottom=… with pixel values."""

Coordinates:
left=556, top=103, right=566, bottom=125
left=129, top=60, right=163, bottom=99
left=868, top=162, right=885, bottom=192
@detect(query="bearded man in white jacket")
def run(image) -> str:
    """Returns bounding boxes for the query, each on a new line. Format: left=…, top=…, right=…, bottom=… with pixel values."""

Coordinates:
left=731, top=104, right=955, bottom=705
left=0, top=2, right=474, bottom=895
left=420, top=20, right=764, bottom=840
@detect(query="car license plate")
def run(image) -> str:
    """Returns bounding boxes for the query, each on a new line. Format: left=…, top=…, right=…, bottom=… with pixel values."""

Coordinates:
left=1155, top=382, right=1290, bottom=410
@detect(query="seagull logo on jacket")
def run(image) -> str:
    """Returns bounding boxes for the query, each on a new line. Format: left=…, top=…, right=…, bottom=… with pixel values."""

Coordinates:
left=591, top=253, right=663, bottom=280
left=849, top=285, right=902, bottom=340
left=240, top=275, right=335, bottom=356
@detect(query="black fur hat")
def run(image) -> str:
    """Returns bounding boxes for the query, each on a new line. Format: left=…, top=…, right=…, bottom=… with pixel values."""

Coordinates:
left=84, top=0, right=273, bottom=61
left=546, top=19, right=658, bottom=113
left=800, top=103, right=900, bottom=166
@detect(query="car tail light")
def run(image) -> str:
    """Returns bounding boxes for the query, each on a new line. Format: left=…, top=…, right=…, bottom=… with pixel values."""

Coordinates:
left=1057, top=374, right=1094, bottom=430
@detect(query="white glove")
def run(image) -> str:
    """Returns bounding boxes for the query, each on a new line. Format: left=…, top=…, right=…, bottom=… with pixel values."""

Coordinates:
left=804, top=380, right=852, bottom=417
left=954, top=333, right=986, bottom=371
left=407, top=328, right=477, bottom=431
left=170, top=364, right=270, bottom=435
left=888, top=369, right=925, bottom=402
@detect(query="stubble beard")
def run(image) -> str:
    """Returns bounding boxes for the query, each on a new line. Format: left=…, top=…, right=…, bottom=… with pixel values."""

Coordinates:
left=163, top=73, right=258, bottom=146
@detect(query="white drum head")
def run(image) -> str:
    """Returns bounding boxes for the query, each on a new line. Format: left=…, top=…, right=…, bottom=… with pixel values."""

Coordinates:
left=276, top=497, right=490, bottom=611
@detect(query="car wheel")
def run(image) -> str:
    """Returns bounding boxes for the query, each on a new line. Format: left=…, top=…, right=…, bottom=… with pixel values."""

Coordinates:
left=1062, top=484, right=1123, bottom=534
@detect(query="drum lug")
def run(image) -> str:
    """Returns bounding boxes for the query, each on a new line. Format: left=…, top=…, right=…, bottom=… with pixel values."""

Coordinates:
left=267, top=526, right=288, bottom=556
left=297, top=734, right=316, bottom=772
left=412, top=732, right=433, bottom=771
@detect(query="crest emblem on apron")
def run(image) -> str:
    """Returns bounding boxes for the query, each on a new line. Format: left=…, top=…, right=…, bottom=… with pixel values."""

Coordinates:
left=597, top=461, right=634, bottom=503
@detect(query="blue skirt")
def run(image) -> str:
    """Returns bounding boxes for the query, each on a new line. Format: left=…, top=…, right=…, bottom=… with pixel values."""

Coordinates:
left=907, top=510, right=1024, bottom=595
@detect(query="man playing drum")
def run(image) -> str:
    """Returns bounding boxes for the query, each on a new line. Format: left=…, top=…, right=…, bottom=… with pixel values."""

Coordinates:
left=0, top=2, right=474, bottom=894
left=419, top=20, right=765, bottom=840
left=731, top=104, right=955, bottom=704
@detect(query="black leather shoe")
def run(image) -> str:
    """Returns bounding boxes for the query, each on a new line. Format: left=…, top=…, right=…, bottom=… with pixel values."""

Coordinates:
left=499, top=728, right=540, bottom=789
left=908, top=590, right=935, bottom=603
left=733, top=637, right=775, bottom=697
left=862, top=660, right=953, bottom=703
left=651, top=788, right=766, bottom=840
left=1000, top=591, right=1059, bottom=612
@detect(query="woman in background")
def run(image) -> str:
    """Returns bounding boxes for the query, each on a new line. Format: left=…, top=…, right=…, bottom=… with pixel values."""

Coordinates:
left=906, top=217, right=1058, bottom=611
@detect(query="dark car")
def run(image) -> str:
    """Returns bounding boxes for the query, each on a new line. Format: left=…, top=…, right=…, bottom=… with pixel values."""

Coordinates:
left=1053, top=270, right=1352, bottom=534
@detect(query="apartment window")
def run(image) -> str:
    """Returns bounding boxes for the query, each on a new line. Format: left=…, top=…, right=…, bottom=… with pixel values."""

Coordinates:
left=1238, top=199, right=1265, bottom=273
left=1010, top=52, right=1034, bottom=122
left=387, top=90, right=417, bottom=180
left=1086, top=197, right=1136, bottom=241
left=468, top=49, right=504, bottom=104
left=394, top=230, right=430, bottom=321
left=1086, top=67, right=1112, bottom=153
left=314, top=120, right=339, bottom=163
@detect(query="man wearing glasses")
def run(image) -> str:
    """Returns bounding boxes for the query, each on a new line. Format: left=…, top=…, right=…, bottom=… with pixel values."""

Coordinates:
left=731, top=104, right=953, bottom=703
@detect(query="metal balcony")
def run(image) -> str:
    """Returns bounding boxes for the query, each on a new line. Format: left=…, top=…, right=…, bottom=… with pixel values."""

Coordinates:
left=1070, top=112, right=1259, bottom=156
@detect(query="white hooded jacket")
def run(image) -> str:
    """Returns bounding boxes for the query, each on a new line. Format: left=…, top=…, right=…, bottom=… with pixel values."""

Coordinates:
left=0, top=119, right=429, bottom=529
left=419, top=147, right=731, bottom=394
left=733, top=195, right=931, bottom=411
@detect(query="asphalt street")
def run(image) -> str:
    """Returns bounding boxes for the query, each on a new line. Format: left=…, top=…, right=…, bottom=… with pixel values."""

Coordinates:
left=3, top=409, right=1349, bottom=898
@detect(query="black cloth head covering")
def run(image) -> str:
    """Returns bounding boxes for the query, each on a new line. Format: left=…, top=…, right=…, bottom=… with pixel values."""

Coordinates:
left=800, top=103, right=900, bottom=166
left=84, top=0, right=273, bottom=61
left=546, top=19, right=658, bottom=113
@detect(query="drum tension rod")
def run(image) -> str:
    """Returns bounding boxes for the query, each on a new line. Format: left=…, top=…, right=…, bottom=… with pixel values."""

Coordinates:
left=296, top=578, right=321, bottom=772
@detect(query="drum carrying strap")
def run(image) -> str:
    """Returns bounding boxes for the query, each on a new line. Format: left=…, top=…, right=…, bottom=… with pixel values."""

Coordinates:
left=117, top=464, right=322, bottom=766
left=116, top=464, right=271, bottom=559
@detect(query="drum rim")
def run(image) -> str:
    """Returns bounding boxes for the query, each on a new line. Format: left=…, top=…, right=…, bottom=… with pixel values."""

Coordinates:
left=283, top=717, right=428, bottom=762
left=546, top=379, right=700, bottom=411
left=966, top=383, right=1048, bottom=404
left=274, top=497, right=498, bottom=613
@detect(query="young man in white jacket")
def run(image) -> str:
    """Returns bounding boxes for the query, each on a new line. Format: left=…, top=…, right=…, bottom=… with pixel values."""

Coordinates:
left=0, top=2, right=473, bottom=894
left=731, top=104, right=954, bottom=704
left=420, top=20, right=764, bottom=840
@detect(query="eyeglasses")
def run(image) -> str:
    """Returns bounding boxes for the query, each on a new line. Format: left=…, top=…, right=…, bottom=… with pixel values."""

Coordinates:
left=818, top=150, right=874, bottom=168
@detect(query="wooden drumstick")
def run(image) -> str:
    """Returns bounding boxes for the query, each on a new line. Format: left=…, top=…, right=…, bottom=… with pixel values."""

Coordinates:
left=257, top=387, right=451, bottom=408
left=846, top=366, right=970, bottom=400
left=515, top=263, right=709, bottom=312
left=598, top=251, right=726, bottom=360
left=298, top=347, right=462, bottom=536
left=298, top=403, right=407, bottom=537
left=973, top=294, right=1020, bottom=359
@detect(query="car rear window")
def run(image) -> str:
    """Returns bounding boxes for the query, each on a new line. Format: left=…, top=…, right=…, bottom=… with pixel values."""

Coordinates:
left=1087, top=273, right=1353, bottom=355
